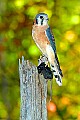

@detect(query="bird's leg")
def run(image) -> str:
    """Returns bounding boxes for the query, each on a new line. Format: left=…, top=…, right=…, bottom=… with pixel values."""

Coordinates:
left=38, top=55, right=48, bottom=66
left=37, top=55, right=53, bottom=79
left=37, top=55, right=53, bottom=101
left=37, top=55, right=48, bottom=74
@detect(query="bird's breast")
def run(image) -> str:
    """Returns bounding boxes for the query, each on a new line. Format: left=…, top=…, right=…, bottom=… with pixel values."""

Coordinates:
left=32, top=25, right=50, bottom=55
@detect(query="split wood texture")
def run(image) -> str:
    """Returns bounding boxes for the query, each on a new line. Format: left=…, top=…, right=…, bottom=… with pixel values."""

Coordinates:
left=19, top=56, right=48, bottom=120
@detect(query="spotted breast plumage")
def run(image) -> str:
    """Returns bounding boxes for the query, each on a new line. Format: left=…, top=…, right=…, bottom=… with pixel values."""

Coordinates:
left=32, top=13, right=63, bottom=86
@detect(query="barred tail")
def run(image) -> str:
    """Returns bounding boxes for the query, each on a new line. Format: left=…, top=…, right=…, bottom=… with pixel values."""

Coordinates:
left=51, top=63, right=63, bottom=86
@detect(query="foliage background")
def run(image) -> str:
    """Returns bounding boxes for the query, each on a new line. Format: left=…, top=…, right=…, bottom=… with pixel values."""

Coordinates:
left=0, top=0, right=80, bottom=120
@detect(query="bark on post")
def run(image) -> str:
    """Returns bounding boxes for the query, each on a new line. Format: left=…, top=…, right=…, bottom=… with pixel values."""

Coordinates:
left=19, top=56, right=47, bottom=120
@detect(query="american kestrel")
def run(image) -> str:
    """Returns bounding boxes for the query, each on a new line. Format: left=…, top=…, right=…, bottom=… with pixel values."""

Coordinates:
left=32, top=13, right=63, bottom=86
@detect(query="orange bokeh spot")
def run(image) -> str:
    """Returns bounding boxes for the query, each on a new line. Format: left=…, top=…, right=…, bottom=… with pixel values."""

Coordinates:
left=78, top=112, right=80, bottom=120
left=61, top=97, right=70, bottom=105
left=65, top=30, right=77, bottom=43
left=47, top=102, right=56, bottom=113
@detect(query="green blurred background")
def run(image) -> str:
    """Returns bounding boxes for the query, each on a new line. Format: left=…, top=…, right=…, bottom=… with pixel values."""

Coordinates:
left=0, top=0, right=80, bottom=120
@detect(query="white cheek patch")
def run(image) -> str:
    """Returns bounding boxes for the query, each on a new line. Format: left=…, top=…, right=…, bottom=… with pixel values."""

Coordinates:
left=37, top=18, right=48, bottom=26
left=43, top=19, right=48, bottom=25
left=37, top=18, right=42, bottom=25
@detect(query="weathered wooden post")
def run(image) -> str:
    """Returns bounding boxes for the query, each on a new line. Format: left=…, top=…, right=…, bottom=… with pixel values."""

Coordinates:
left=19, top=56, right=48, bottom=120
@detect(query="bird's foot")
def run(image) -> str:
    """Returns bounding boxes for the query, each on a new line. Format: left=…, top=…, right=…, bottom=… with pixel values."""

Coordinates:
left=38, top=55, right=48, bottom=66
left=37, top=57, right=53, bottom=79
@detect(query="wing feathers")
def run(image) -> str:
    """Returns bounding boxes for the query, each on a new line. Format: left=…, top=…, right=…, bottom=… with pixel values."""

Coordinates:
left=45, top=27, right=56, bottom=53
left=45, top=27, right=63, bottom=86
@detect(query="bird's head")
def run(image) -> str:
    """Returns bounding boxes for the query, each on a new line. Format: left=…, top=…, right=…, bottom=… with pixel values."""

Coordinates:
left=33, top=13, right=49, bottom=26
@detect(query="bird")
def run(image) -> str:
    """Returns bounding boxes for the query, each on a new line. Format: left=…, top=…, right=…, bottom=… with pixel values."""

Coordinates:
left=32, top=13, right=63, bottom=86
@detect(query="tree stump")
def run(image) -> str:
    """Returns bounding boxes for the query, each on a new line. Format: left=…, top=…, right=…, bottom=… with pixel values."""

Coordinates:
left=19, top=56, right=47, bottom=120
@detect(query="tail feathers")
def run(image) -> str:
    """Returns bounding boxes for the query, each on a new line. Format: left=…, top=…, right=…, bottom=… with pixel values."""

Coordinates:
left=51, top=65, right=62, bottom=86
left=55, top=53, right=63, bottom=77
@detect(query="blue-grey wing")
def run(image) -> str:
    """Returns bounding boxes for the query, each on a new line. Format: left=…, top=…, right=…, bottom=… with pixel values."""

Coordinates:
left=46, top=27, right=56, bottom=54
left=46, top=27, right=63, bottom=77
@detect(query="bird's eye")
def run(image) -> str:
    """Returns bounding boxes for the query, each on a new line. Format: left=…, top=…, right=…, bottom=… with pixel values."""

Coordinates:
left=40, top=16, right=43, bottom=19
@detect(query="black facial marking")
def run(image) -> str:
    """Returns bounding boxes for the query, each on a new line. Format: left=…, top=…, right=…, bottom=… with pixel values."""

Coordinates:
left=40, top=15, right=44, bottom=25
left=41, top=19, right=43, bottom=25
left=40, top=16, right=43, bottom=19
left=36, top=19, right=38, bottom=24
